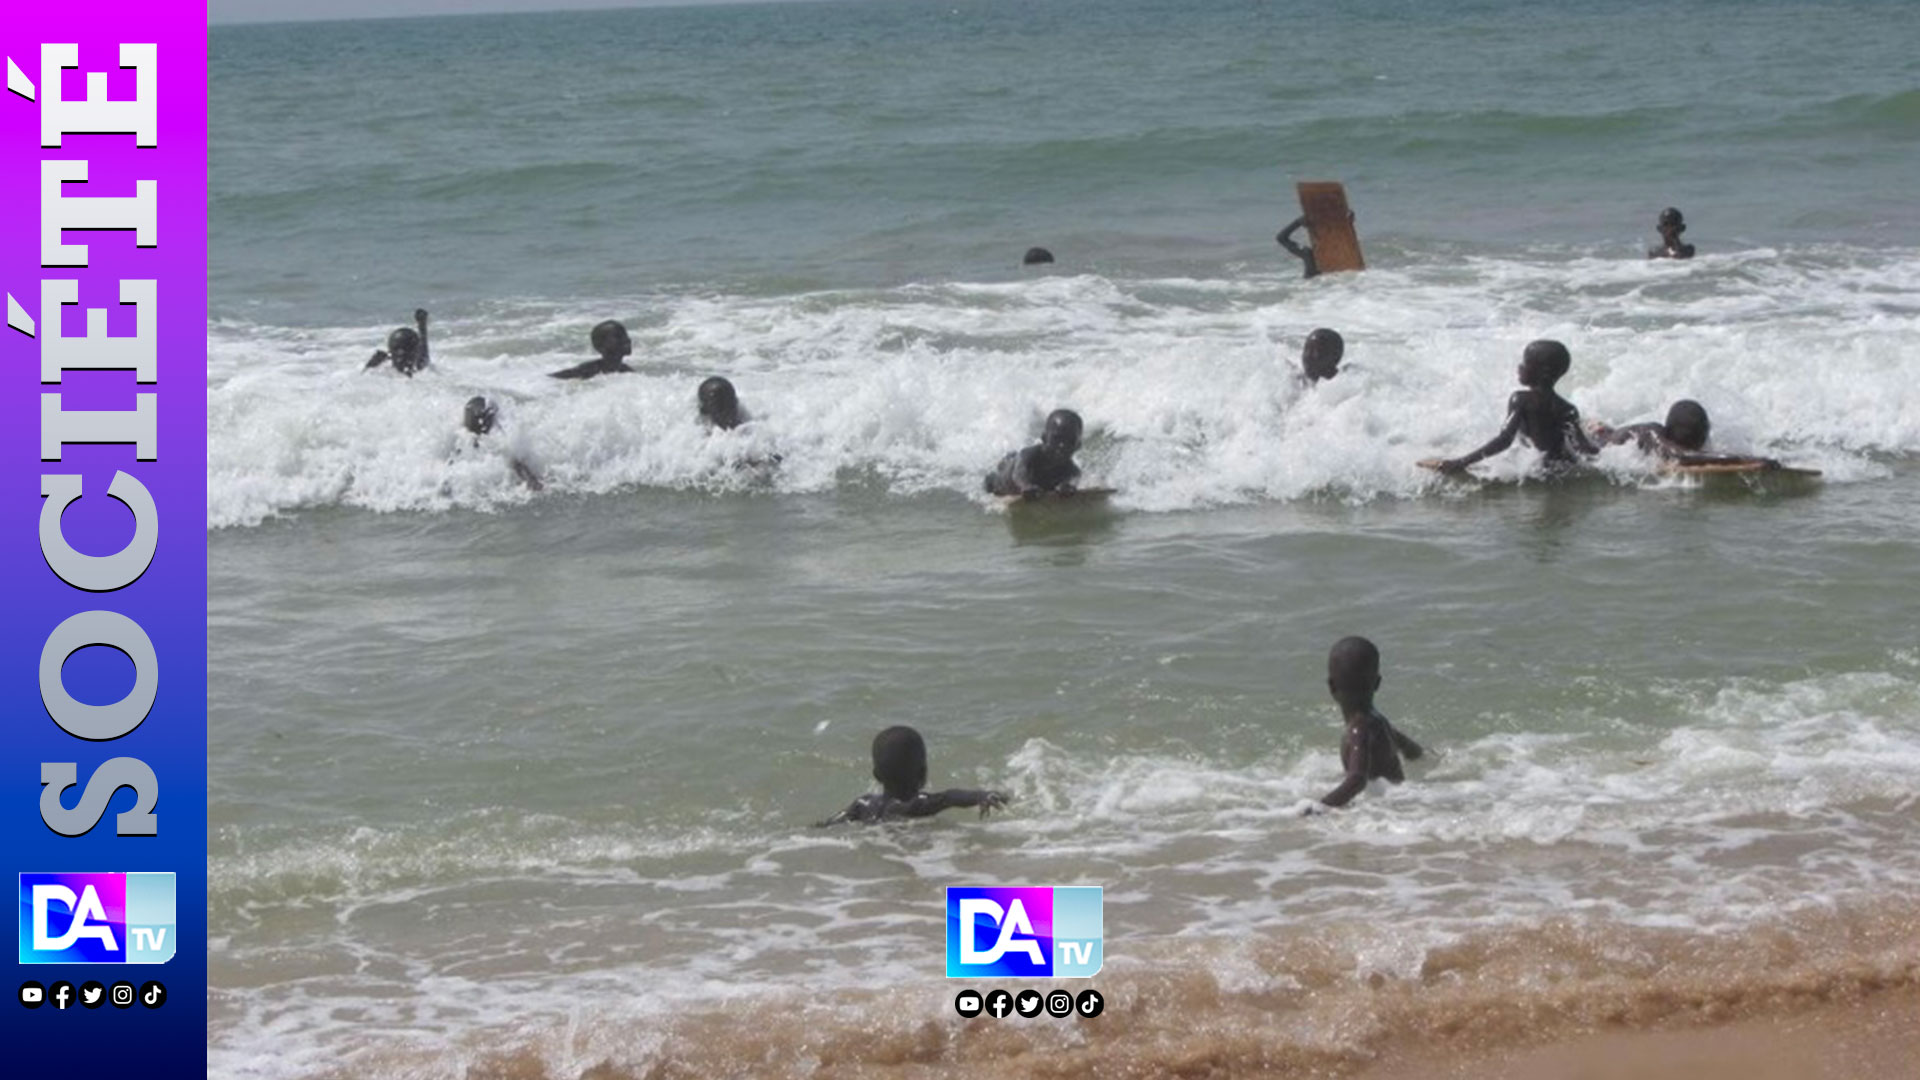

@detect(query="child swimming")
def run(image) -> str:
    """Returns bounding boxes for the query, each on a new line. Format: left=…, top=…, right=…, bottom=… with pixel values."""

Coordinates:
left=816, top=726, right=1008, bottom=826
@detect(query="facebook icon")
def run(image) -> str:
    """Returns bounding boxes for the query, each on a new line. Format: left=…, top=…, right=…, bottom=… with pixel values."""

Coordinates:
left=945, top=886, right=1103, bottom=978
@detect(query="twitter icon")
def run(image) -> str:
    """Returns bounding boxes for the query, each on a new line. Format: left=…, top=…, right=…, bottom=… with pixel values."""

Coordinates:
left=79, top=981, right=105, bottom=1009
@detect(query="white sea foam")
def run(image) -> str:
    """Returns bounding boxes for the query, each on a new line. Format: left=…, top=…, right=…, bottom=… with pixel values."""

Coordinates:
left=207, top=247, right=1920, bottom=528
left=209, top=662, right=1920, bottom=1077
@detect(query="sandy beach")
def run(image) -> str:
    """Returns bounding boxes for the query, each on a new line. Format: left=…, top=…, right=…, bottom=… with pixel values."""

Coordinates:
left=1362, top=987, right=1920, bottom=1080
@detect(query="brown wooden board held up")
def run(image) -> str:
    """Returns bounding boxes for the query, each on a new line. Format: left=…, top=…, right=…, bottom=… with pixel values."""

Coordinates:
left=1296, top=181, right=1365, bottom=273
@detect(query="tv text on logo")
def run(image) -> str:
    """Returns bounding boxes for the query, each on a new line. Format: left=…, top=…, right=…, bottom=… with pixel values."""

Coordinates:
left=945, top=886, right=1101, bottom=978
left=18, top=871, right=176, bottom=963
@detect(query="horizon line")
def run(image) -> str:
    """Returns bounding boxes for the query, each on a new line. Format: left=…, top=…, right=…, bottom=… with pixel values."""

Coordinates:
left=209, top=0, right=844, bottom=29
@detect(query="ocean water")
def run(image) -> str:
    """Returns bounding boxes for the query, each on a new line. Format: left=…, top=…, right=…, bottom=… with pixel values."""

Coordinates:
left=207, top=1, right=1920, bottom=1076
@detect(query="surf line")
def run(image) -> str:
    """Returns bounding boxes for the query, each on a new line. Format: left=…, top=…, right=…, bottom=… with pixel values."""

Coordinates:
left=19, top=42, right=163, bottom=838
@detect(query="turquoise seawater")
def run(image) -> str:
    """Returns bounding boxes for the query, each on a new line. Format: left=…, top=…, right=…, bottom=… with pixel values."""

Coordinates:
left=210, top=0, right=1920, bottom=317
left=207, top=1, right=1920, bottom=1077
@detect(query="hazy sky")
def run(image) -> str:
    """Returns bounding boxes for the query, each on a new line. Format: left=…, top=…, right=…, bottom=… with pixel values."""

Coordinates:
left=209, top=0, right=813, bottom=26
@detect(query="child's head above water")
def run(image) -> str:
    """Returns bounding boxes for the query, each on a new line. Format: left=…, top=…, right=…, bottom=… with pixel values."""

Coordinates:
left=698, top=376, right=741, bottom=429
left=1041, top=409, right=1083, bottom=454
left=462, top=396, right=497, bottom=436
left=386, top=326, right=421, bottom=365
left=1327, top=635, right=1383, bottom=713
left=871, top=725, right=929, bottom=800
left=1301, top=328, right=1345, bottom=382
left=1517, top=339, right=1571, bottom=389
left=1664, top=399, right=1710, bottom=449
left=590, top=319, right=632, bottom=360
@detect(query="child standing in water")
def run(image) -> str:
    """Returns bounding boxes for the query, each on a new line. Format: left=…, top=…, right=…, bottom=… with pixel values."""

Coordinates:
left=1648, top=207, right=1696, bottom=260
left=1306, top=636, right=1425, bottom=813
left=1431, top=339, right=1601, bottom=474
left=550, top=319, right=636, bottom=380
left=816, top=726, right=1008, bottom=826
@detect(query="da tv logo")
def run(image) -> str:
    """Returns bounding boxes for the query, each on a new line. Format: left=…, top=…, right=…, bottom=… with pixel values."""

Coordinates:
left=945, top=886, right=1101, bottom=978
left=18, top=873, right=176, bottom=964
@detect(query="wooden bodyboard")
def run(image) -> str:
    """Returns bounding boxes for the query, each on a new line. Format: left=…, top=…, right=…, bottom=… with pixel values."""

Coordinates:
left=1297, top=181, right=1365, bottom=273
left=1661, top=462, right=1821, bottom=478
left=998, top=487, right=1117, bottom=507
left=1420, top=458, right=1823, bottom=483
left=1416, top=459, right=1492, bottom=484
left=1415, top=459, right=1596, bottom=484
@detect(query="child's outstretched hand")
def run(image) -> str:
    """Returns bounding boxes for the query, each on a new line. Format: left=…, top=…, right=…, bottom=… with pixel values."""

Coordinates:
left=980, top=791, right=1011, bottom=818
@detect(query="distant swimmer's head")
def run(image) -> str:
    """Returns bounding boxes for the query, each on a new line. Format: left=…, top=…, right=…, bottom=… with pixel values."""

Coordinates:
left=1658, top=207, right=1686, bottom=234
left=462, top=396, right=498, bottom=437
left=1041, top=409, right=1084, bottom=454
left=591, top=319, right=632, bottom=361
left=698, top=376, right=742, bottom=430
left=871, top=725, right=928, bottom=800
left=1664, top=399, right=1710, bottom=450
left=387, top=326, right=421, bottom=364
left=1301, top=328, right=1346, bottom=382
left=1327, top=635, right=1382, bottom=712
left=1518, top=339, right=1572, bottom=389
left=1023, top=247, right=1055, bottom=266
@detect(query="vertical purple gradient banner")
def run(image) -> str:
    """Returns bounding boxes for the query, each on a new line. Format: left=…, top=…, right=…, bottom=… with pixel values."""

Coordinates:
left=1, top=3, right=205, bottom=1077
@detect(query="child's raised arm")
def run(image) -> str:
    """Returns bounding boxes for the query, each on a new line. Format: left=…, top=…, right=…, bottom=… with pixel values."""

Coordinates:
left=414, top=309, right=430, bottom=366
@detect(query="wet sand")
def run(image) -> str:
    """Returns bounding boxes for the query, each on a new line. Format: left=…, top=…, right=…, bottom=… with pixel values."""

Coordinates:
left=1360, top=987, right=1920, bottom=1080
